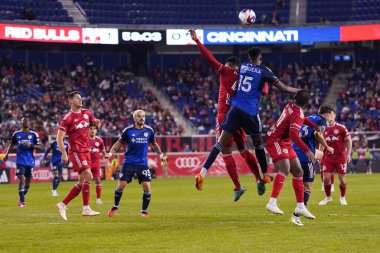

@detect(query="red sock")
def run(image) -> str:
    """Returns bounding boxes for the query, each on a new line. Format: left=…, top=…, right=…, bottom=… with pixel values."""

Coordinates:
left=339, top=183, right=346, bottom=197
left=324, top=183, right=332, bottom=197
left=82, top=182, right=90, bottom=206
left=240, top=149, right=261, bottom=181
left=96, top=184, right=102, bottom=199
left=292, top=176, right=304, bottom=203
left=222, top=153, right=240, bottom=190
left=62, top=183, right=82, bottom=206
left=271, top=172, right=287, bottom=198
left=331, top=174, right=335, bottom=184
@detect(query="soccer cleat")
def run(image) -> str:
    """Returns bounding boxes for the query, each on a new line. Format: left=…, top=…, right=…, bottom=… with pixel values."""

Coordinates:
left=96, top=199, right=103, bottom=205
left=52, top=190, right=59, bottom=197
left=256, top=180, right=266, bottom=196
left=234, top=186, right=246, bottom=202
left=18, top=200, right=26, bottom=208
left=262, top=175, right=272, bottom=184
left=56, top=202, right=67, bottom=221
left=108, top=206, right=119, bottom=217
left=290, top=214, right=304, bottom=226
left=140, top=211, right=150, bottom=218
left=340, top=197, right=348, bottom=205
left=266, top=202, right=284, bottom=215
left=82, top=207, right=100, bottom=216
left=195, top=173, right=204, bottom=190
left=319, top=197, right=332, bottom=206
left=294, top=207, right=316, bottom=219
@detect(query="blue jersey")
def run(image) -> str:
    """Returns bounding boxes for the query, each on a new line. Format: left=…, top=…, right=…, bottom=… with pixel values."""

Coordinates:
left=119, top=125, right=156, bottom=166
left=231, top=63, right=278, bottom=115
left=11, top=130, right=41, bottom=167
left=44, top=140, right=69, bottom=165
left=292, top=114, right=328, bottom=163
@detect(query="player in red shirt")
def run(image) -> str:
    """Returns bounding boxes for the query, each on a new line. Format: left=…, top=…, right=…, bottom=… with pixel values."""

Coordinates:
left=318, top=110, right=352, bottom=206
left=190, top=29, right=268, bottom=201
left=265, top=90, right=320, bottom=221
left=56, top=91, right=100, bottom=221
left=89, top=126, right=106, bottom=205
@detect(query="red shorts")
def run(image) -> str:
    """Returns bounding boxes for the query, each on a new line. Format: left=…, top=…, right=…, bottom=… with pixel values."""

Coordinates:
left=69, top=151, right=91, bottom=174
left=266, top=141, right=297, bottom=164
left=91, top=166, right=101, bottom=178
left=322, top=159, right=347, bottom=174
left=216, top=114, right=247, bottom=150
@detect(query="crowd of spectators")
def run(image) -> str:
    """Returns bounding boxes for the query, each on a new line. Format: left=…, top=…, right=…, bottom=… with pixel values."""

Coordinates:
left=0, top=56, right=183, bottom=150
left=337, top=60, right=379, bottom=132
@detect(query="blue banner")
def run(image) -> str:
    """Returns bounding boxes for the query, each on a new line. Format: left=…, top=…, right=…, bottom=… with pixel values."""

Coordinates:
left=204, top=27, right=340, bottom=45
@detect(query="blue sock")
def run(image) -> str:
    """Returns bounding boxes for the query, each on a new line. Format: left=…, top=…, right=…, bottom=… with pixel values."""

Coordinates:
left=53, top=175, right=60, bottom=190
left=114, top=189, right=123, bottom=207
left=203, top=143, right=224, bottom=169
left=19, top=189, right=25, bottom=203
left=255, top=147, right=268, bottom=174
left=304, top=190, right=311, bottom=206
left=142, top=191, right=151, bottom=212
left=24, top=187, right=29, bottom=196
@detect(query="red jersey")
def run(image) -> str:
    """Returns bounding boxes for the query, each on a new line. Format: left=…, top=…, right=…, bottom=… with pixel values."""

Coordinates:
left=89, top=136, right=104, bottom=168
left=59, top=109, right=95, bottom=153
left=195, top=40, right=237, bottom=115
left=266, top=102, right=310, bottom=153
left=323, top=122, right=350, bottom=162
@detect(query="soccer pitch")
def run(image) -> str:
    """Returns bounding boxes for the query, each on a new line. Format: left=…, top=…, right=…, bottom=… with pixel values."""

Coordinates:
left=0, top=174, right=379, bottom=253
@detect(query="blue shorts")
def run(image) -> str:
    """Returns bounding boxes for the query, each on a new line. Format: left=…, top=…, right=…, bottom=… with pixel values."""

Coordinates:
left=301, top=162, right=315, bottom=183
left=365, top=159, right=371, bottom=166
left=51, top=162, right=63, bottom=174
left=220, top=106, right=262, bottom=136
left=16, top=164, right=33, bottom=178
left=119, top=163, right=151, bottom=184
left=352, top=159, right=358, bottom=165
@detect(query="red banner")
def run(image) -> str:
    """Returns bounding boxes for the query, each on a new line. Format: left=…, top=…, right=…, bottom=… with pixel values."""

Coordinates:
left=341, top=24, right=380, bottom=42
left=0, top=24, right=82, bottom=43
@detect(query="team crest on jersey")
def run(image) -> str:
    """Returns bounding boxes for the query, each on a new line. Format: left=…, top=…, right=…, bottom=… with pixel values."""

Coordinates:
left=282, top=148, right=288, bottom=154
left=144, top=132, right=148, bottom=137
left=28, top=135, right=32, bottom=139
left=334, top=129, right=339, bottom=134
left=95, top=142, right=99, bottom=146
left=82, top=160, right=88, bottom=166
left=84, top=114, right=89, bottom=119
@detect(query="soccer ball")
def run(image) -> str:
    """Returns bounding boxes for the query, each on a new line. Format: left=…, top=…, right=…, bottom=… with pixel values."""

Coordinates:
left=239, top=8, right=256, bottom=25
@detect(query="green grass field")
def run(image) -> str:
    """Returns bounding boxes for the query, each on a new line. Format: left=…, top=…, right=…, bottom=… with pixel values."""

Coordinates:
left=0, top=174, right=379, bottom=253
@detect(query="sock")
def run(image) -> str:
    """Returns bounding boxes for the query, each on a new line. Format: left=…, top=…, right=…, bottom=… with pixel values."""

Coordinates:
left=82, top=182, right=91, bottom=206
left=304, top=190, right=311, bottom=206
left=200, top=168, right=207, bottom=177
left=240, top=149, right=261, bottom=181
left=114, top=188, right=123, bottom=207
left=222, top=153, right=240, bottom=190
left=203, top=143, right=224, bottom=170
left=62, top=183, right=82, bottom=206
left=339, top=183, right=346, bottom=197
left=142, top=191, right=151, bottom=212
left=324, top=183, right=332, bottom=198
left=24, top=186, right=29, bottom=196
left=96, top=184, right=102, bottom=199
left=53, top=175, right=60, bottom=190
left=271, top=172, right=287, bottom=198
left=331, top=174, right=335, bottom=184
left=18, top=189, right=25, bottom=203
left=255, top=147, right=268, bottom=174
left=292, top=177, right=304, bottom=204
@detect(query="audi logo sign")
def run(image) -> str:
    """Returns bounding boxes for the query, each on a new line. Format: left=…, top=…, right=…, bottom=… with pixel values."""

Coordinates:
left=175, top=157, right=201, bottom=169
left=32, top=169, right=53, bottom=180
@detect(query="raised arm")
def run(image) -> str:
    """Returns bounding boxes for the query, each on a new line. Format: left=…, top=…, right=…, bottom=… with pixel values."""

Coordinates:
left=273, top=80, right=301, bottom=94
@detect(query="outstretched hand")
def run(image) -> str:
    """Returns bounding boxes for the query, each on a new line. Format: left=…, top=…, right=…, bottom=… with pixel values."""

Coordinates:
left=189, top=29, right=198, bottom=41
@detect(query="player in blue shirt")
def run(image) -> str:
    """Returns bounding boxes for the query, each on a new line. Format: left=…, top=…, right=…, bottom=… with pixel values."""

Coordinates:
left=42, top=140, right=69, bottom=196
left=105, top=110, right=167, bottom=218
left=3, top=117, right=43, bottom=207
left=195, top=47, right=301, bottom=191
left=290, top=105, right=335, bottom=226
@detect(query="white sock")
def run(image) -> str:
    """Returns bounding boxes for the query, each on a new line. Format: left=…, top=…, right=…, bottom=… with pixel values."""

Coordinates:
left=83, top=205, right=89, bottom=210
left=269, top=197, right=277, bottom=205
left=296, top=202, right=305, bottom=209
left=200, top=167, right=207, bottom=177
left=60, top=202, right=66, bottom=208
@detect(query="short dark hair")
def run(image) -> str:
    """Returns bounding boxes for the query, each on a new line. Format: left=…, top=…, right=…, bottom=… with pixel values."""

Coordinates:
left=247, top=47, right=262, bottom=61
left=318, top=104, right=335, bottom=114
left=68, top=91, right=81, bottom=99
left=294, top=90, right=310, bottom=107
left=225, top=56, right=240, bottom=67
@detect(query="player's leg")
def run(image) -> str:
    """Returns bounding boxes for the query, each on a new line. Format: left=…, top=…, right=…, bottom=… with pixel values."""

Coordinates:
left=301, top=162, right=315, bottom=206
left=94, top=176, right=102, bottom=204
left=23, top=167, right=32, bottom=196
left=266, top=159, right=290, bottom=214
left=140, top=181, right=151, bottom=217
left=51, top=165, right=60, bottom=196
left=319, top=162, right=333, bottom=205
left=290, top=157, right=315, bottom=219
left=16, top=165, right=26, bottom=207
left=108, top=164, right=132, bottom=217
left=337, top=163, right=348, bottom=205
